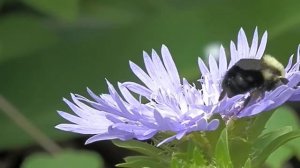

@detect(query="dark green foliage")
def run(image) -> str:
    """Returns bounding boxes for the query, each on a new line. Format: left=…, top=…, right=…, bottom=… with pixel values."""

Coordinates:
left=1, top=0, right=300, bottom=167
left=21, top=150, right=103, bottom=168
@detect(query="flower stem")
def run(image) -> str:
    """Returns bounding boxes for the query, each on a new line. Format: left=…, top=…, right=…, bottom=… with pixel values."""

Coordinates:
left=0, top=95, right=62, bottom=155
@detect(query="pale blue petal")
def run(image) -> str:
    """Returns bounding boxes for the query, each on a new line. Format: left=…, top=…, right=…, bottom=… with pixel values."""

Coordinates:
left=285, top=55, right=294, bottom=72
left=129, top=61, right=154, bottom=90
left=249, top=27, right=258, bottom=58
left=218, top=45, right=227, bottom=75
left=229, top=41, right=238, bottom=67
left=122, top=82, right=152, bottom=98
left=198, top=57, right=209, bottom=76
left=237, top=28, right=250, bottom=59
left=161, top=44, right=181, bottom=85
left=256, top=31, right=268, bottom=59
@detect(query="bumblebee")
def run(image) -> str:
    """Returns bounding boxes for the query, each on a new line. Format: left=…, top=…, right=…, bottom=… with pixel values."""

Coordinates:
left=219, top=55, right=288, bottom=102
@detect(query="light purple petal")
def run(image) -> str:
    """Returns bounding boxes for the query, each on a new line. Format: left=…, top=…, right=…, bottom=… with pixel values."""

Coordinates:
left=238, top=100, right=274, bottom=118
left=289, top=89, right=300, bottom=101
left=207, top=119, right=220, bottom=130
left=249, top=27, right=258, bottom=58
left=265, top=87, right=294, bottom=111
left=63, top=96, right=86, bottom=118
left=57, top=111, right=83, bottom=124
left=287, top=73, right=300, bottom=87
left=122, top=82, right=152, bottom=98
left=218, top=45, right=227, bottom=75
left=198, top=57, right=210, bottom=76
left=237, top=28, right=250, bottom=59
left=157, top=135, right=177, bottom=147
left=209, top=54, right=219, bottom=79
left=151, top=49, right=170, bottom=83
left=296, top=45, right=300, bottom=71
left=56, top=124, right=106, bottom=134
left=161, top=44, right=181, bottom=85
left=175, top=131, right=187, bottom=140
left=85, top=131, right=132, bottom=144
left=256, top=31, right=268, bottom=59
left=229, top=41, right=238, bottom=67
left=143, top=51, right=158, bottom=81
left=118, top=82, right=140, bottom=106
left=285, top=55, right=294, bottom=72
left=106, top=80, right=136, bottom=119
left=129, top=61, right=154, bottom=90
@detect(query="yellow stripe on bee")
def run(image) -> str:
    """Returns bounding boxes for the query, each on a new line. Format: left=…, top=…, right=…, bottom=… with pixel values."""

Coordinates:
left=262, top=55, right=285, bottom=77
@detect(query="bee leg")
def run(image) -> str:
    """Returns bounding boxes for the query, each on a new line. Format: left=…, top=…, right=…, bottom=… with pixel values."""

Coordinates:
left=236, top=89, right=264, bottom=115
left=274, top=77, right=289, bottom=88
left=247, top=89, right=264, bottom=106
left=242, top=95, right=252, bottom=108
left=235, top=95, right=253, bottom=116
left=279, top=77, right=289, bottom=85
left=218, top=90, right=227, bottom=101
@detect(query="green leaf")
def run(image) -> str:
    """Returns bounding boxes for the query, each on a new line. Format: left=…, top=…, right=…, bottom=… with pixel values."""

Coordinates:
left=243, top=158, right=251, bottom=168
left=264, top=106, right=299, bottom=132
left=252, top=129, right=300, bottom=167
left=229, top=111, right=273, bottom=142
left=171, top=153, right=185, bottom=168
left=265, top=146, right=293, bottom=168
left=21, top=150, right=103, bottom=168
left=117, top=156, right=166, bottom=168
left=251, top=124, right=300, bottom=167
left=263, top=107, right=300, bottom=168
left=205, top=117, right=225, bottom=155
left=112, top=140, right=166, bottom=159
left=225, top=112, right=272, bottom=168
left=229, top=137, right=251, bottom=168
left=192, top=144, right=207, bottom=166
left=214, top=128, right=232, bottom=168
left=113, top=140, right=171, bottom=167
left=247, top=111, right=274, bottom=141
left=22, top=0, right=79, bottom=21
left=253, top=126, right=292, bottom=155
left=0, top=15, right=58, bottom=63
left=226, top=118, right=255, bottom=168
left=171, top=141, right=208, bottom=168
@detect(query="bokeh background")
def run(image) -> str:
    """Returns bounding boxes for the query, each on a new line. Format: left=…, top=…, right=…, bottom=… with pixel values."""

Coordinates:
left=1, top=0, right=300, bottom=167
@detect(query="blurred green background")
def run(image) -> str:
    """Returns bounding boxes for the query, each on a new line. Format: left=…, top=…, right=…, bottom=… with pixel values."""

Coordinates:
left=0, top=0, right=300, bottom=167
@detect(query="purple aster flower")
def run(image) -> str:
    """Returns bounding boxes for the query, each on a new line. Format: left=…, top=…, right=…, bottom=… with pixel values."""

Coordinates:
left=56, top=45, right=219, bottom=146
left=198, top=28, right=300, bottom=118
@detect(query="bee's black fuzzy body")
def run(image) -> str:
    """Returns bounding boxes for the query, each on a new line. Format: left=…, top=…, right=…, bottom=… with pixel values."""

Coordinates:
left=221, top=59, right=264, bottom=98
left=219, top=55, right=287, bottom=101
